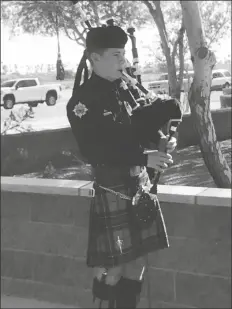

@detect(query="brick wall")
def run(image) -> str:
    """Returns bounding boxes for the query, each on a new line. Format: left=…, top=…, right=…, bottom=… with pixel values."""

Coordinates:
left=1, top=178, right=231, bottom=308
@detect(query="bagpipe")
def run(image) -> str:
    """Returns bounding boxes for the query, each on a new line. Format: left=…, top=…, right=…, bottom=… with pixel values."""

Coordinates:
left=70, top=1, right=182, bottom=193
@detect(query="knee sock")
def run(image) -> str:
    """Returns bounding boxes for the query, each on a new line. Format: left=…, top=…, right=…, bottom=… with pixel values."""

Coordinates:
left=115, top=277, right=143, bottom=308
left=92, top=266, right=144, bottom=308
left=92, top=271, right=119, bottom=308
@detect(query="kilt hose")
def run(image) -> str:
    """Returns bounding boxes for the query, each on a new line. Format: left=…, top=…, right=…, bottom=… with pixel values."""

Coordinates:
left=86, top=166, right=169, bottom=270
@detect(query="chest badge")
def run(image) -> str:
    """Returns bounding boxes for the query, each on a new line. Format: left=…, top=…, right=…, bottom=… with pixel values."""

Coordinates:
left=73, top=102, right=88, bottom=118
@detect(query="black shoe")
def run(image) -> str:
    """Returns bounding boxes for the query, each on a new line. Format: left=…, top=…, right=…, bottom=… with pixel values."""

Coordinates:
left=116, top=277, right=143, bottom=308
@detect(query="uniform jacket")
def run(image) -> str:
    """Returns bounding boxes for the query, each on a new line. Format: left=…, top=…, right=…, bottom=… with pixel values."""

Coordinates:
left=66, top=72, right=181, bottom=167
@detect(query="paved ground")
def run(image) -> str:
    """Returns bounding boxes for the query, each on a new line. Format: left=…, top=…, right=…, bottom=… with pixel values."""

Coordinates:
left=1, top=295, right=77, bottom=308
left=1, top=89, right=223, bottom=133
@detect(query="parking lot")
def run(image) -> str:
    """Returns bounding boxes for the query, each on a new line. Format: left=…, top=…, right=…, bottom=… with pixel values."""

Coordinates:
left=1, top=89, right=223, bottom=133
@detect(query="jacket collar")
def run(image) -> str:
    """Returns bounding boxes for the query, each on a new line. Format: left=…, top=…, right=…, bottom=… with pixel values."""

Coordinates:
left=90, top=71, right=121, bottom=90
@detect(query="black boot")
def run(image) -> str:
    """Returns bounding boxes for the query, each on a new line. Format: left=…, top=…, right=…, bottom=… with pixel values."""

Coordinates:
left=92, top=273, right=118, bottom=308
left=115, top=277, right=143, bottom=308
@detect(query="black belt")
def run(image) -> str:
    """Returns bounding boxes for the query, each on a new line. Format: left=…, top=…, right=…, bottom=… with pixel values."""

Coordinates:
left=93, top=164, right=144, bottom=174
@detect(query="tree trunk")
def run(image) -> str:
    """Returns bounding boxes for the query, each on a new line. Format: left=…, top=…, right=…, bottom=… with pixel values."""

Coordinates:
left=166, top=56, right=178, bottom=98
left=180, top=1, right=231, bottom=188
left=142, top=1, right=178, bottom=98
left=176, top=18, right=185, bottom=100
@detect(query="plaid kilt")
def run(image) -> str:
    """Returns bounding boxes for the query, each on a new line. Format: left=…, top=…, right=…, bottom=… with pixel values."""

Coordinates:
left=86, top=166, right=169, bottom=268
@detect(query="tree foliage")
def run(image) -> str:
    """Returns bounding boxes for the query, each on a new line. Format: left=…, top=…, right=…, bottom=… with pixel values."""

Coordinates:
left=1, top=0, right=230, bottom=69
left=143, top=1, right=231, bottom=70
left=160, top=0, right=231, bottom=48
left=199, top=1, right=231, bottom=47
left=140, top=0, right=230, bottom=98
left=1, top=1, right=151, bottom=47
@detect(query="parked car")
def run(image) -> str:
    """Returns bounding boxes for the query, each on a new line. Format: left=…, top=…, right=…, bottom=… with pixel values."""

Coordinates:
left=1, top=78, right=62, bottom=109
left=220, top=86, right=231, bottom=108
left=148, top=71, right=194, bottom=94
left=148, top=69, right=231, bottom=94
left=211, top=69, right=231, bottom=91
left=148, top=72, right=169, bottom=94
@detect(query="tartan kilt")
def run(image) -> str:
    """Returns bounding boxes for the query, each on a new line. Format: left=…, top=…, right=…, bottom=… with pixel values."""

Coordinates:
left=86, top=166, right=169, bottom=268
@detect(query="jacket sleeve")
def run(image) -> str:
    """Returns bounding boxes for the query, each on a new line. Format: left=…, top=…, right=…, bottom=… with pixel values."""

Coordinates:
left=67, top=95, right=147, bottom=166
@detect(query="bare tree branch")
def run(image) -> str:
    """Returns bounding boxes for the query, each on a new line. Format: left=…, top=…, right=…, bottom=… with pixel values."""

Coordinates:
left=177, top=18, right=185, bottom=90
left=73, top=30, right=85, bottom=47
left=143, top=1, right=179, bottom=97
left=72, top=30, right=78, bottom=40
left=62, top=21, right=77, bottom=41
left=172, top=17, right=185, bottom=66
left=71, top=21, right=86, bottom=45
left=172, top=39, right=179, bottom=65
left=153, top=1, right=169, bottom=39
left=142, top=1, right=171, bottom=57
left=142, top=1, right=157, bottom=18
left=59, top=7, right=86, bottom=46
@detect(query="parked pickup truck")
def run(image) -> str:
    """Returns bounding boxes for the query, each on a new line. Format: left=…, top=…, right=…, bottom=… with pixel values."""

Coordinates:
left=148, top=69, right=231, bottom=94
left=1, top=78, right=62, bottom=109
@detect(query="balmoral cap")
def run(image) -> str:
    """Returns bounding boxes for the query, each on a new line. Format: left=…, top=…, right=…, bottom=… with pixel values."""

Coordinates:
left=86, top=26, right=128, bottom=50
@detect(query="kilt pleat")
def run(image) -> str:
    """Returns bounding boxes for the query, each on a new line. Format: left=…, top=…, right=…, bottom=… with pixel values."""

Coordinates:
left=86, top=167, right=169, bottom=268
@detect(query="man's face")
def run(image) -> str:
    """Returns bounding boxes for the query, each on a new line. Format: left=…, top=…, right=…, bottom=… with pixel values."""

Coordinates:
left=92, top=48, right=126, bottom=80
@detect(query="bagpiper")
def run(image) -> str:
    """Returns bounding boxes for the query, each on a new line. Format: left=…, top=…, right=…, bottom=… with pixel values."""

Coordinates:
left=67, top=24, right=182, bottom=308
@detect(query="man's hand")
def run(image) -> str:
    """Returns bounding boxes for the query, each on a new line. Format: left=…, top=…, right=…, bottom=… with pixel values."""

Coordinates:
left=166, top=136, right=177, bottom=153
left=144, top=149, right=173, bottom=173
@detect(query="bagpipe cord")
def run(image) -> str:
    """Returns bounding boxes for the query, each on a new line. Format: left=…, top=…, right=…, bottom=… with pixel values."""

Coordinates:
left=72, top=49, right=89, bottom=95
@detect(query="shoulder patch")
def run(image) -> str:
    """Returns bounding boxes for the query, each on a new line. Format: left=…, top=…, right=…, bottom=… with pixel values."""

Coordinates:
left=73, top=102, right=88, bottom=118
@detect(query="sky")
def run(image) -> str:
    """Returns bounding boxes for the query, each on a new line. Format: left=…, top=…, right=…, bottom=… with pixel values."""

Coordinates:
left=1, top=25, right=81, bottom=66
left=1, top=23, right=231, bottom=67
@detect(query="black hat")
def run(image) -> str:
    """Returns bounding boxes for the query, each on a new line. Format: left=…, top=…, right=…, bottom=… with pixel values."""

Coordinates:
left=86, top=26, right=128, bottom=51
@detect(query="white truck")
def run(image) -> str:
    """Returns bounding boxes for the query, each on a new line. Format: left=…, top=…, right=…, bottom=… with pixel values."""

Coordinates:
left=148, top=69, right=231, bottom=94
left=1, top=77, right=62, bottom=109
left=211, top=69, right=231, bottom=91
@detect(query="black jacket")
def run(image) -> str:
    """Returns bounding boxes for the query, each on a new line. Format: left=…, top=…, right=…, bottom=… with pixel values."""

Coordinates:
left=66, top=72, right=181, bottom=167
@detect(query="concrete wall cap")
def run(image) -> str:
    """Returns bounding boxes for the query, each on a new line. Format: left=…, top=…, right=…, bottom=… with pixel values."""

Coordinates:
left=1, top=177, right=94, bottom=197
left=1, top=177, right=231, bottom=207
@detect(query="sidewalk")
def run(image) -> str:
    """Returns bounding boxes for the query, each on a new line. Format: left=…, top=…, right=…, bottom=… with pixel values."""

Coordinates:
left=1, top=295, right=77, bottom=308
